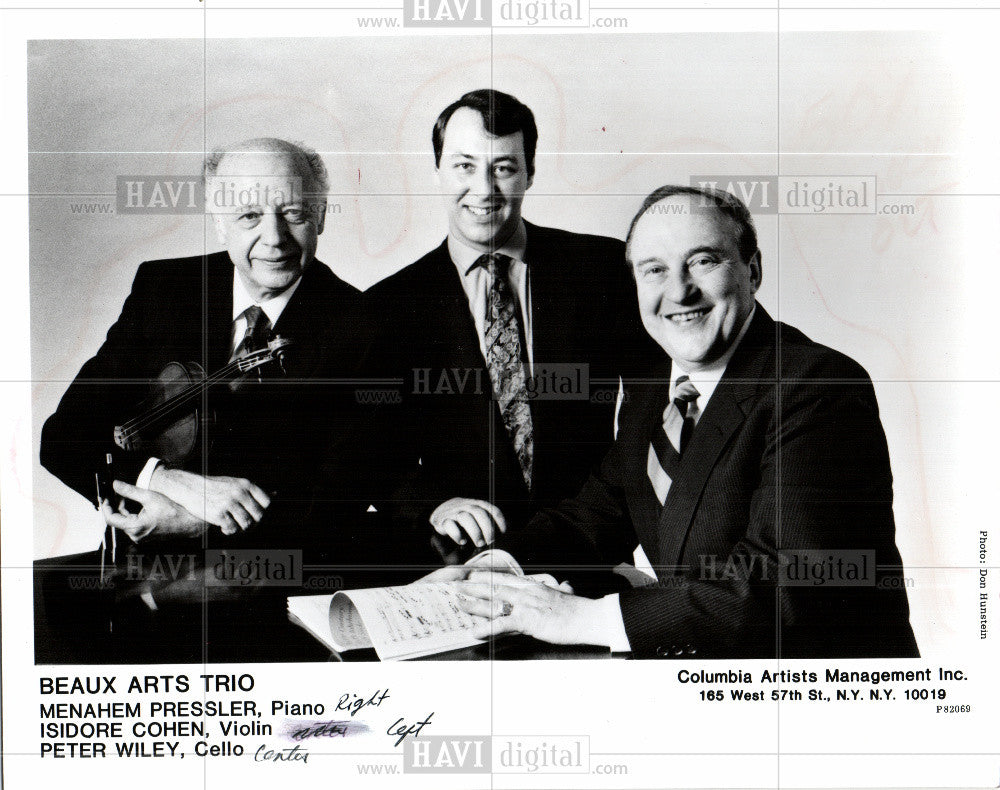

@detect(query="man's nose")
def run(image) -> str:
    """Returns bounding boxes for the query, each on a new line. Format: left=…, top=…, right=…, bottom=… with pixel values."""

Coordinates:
left=472, top=165, right=495, bottom=196
left=257, top=212, right=290, bottom=247
left=663, top=266, right=697, bottom=305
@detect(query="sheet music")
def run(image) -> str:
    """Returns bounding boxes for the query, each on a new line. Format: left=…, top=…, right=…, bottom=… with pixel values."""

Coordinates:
left=286, top=593, right=373, bottom=652
left=6, top=9, right=997, bottom=790
left=338, top=584, right=482, bottom=660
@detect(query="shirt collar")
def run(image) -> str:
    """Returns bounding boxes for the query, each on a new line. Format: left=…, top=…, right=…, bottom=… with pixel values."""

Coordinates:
left=448, top=219, right=528, bottom=277
left=671, top=305, right=756, bottom=405
left=232, top=269, right=303, bottom=326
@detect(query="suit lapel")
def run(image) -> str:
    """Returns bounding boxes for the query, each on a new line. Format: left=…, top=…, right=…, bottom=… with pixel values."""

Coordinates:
left=271, top=260, right=331, bottom=376
left=520, top=222, right=580, bottom=463
left=620, top=376, right=672, bottom=563
left=655, top=308, right=776, bottom=565
left=424, top=241, right=488, bottom=372
left=413, top=241, right=516, bottom=486
left=523, top=222, right=573, bottom=367
left=205, top=252, right=235, bottom=372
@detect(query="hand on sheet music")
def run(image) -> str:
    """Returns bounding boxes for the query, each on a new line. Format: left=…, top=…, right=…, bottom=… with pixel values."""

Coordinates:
left=429, top=497, right=507, bottom=547
left=456, top=571, right=607, bottom=646
left=148, top=467, right=271, bottom=535
left=100, top=480, right=206, bottom=541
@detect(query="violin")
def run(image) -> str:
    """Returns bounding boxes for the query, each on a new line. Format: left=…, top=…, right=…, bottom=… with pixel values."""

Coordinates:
left=112, top=335, right=292, bottom=467
left=94, top=336, right=292, bottom=604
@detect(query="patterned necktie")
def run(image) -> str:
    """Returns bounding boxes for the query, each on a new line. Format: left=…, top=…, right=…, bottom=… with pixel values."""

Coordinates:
left=647, top=375, right=701, bottom=506
left=230, top=305, right=271, bottom=362
left=479, top=252, right=534, bottom=490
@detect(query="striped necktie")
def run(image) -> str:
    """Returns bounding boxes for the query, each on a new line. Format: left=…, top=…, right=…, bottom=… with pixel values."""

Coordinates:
left=230, top=305, right=271, bottom=362
left=479, top=252, right=533, bottom=490
left=647, top=375, right=700, bottom=506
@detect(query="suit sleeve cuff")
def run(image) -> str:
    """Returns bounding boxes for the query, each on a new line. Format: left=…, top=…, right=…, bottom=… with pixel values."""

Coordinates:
left=136, top=457, right=161, bottom=489
left=597, top=593, right=632, bottom=652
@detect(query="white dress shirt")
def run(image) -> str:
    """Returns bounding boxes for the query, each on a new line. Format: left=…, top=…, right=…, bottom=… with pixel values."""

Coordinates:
left=597, top=306, right=757, bottom=651
left=447, top=220, right=533, bottom=372
left=135, top=270, right=302, bottom=488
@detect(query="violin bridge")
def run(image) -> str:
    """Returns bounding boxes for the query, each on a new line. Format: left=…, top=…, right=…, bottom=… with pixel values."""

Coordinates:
left=113, top=425, right=132, bottom=451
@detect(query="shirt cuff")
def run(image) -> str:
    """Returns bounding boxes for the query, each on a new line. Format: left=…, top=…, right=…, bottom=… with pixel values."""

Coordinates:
left=136, top=457, right=161, bottom=489
left=596, top=593, right=632, bottom=652
left=613, top=376, right=624, bottom=439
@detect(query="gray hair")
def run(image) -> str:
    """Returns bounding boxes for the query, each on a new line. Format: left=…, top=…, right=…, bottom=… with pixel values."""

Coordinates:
left=625, top=184, right=759, bottom=266
left=203, top=137, right=329, bottom=199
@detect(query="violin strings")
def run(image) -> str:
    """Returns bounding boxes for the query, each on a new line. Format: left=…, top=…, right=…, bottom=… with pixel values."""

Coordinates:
left=117, top=362, right=238, bottom=437
left=116, top=355, right=262, bottom=439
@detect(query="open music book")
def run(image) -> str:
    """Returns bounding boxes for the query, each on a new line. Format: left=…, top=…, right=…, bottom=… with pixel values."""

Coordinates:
left=287, top=550, right=537, bottom=660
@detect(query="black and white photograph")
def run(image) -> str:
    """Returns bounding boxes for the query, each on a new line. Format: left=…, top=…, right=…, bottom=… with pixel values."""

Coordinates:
left=2, top=5, right=998, bottom=788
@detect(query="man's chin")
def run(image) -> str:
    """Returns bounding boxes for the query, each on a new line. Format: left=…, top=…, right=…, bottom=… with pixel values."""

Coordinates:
left=254, top=272, right=302, bottom=296
left=651, top=337, right=714, bottom=369
left=454, top=217, right=517, bottom=250
left=459, top=229, right=503, bottom=250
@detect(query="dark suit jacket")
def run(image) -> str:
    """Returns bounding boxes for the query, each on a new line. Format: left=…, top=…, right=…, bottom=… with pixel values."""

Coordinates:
left=503, top=306, right=919, bottom=659
left=40, top=251, right=366, bottom=558
left=360, top=221, right=659, bottom=560
left=37, top=251, right=377, bottom=663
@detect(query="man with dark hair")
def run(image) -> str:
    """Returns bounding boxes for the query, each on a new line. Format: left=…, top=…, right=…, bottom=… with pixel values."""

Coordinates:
left=37, top=137, right=365, bottom=662
left=456, top=185, right=919, bottom=659
left=432, top=88, right=540, bottom=179
left=361, top=89, right=653, bottom=569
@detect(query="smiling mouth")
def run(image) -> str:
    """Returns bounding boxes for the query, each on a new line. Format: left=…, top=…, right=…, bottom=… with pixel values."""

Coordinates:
left=464, top=205, right=501, bottom=217
left=665, top=308, right=710, bottom=324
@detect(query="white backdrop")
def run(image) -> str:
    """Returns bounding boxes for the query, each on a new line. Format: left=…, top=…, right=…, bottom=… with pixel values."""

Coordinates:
left=25, top=32, right=981, bottom=659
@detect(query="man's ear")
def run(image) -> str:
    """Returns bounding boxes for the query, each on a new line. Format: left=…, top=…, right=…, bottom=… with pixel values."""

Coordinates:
left=315, top=202, right=326, bottom=236
left=526, top=169, right=534, bottom=191
left=211, top=212, right=227, bottom=246
left=748, top=249, right=762, bottom=292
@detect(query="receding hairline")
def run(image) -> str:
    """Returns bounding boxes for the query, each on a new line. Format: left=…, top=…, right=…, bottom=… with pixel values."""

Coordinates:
left=204, top=137, right=327, bottom=194
left=432, top=89, right=538, bottom=177
left=212, top=146, right=306, bottom=178
left=439, top=107, right=528, bottom=150
left=626, top=195, right=746, bottom=261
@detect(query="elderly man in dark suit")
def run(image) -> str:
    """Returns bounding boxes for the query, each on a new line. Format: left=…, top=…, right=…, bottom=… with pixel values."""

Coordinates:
left=36, top=137, right=364, bottom=662
left=361, top=90, right=654, bottom=569
left=456, top=185, right=919, bottom=659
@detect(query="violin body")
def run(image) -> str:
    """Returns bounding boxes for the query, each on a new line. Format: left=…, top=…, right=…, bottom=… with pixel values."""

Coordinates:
left=115, top=361, right=211, bottom=467
left=113, top=335, right=291, bottom=469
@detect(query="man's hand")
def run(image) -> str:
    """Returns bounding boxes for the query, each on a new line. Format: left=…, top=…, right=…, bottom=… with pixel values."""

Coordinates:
left=148, top=467, right=271, bottom=536
left=429, top=498, right=506, bottom=547
left=456, top=572, right=604, bottom=646
left=414, top=561, right=528, bottom=585
left=100, top=480, right=206, bottom=542
left=416, top=565, right=475, bottom=584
